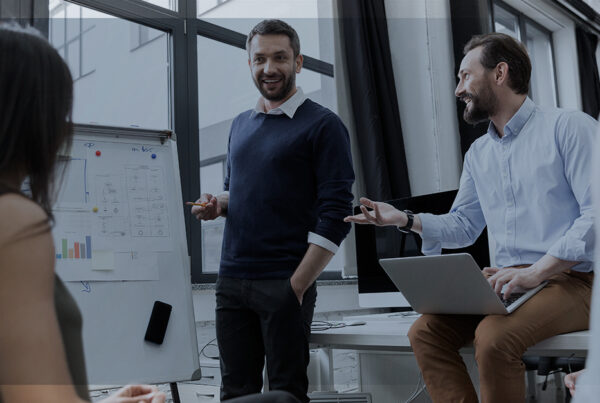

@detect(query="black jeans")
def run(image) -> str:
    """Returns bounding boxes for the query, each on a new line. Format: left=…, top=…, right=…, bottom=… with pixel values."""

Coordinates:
left=227, top=391, right=301, bottom=403
left=215, top=276, right=317, bottom=403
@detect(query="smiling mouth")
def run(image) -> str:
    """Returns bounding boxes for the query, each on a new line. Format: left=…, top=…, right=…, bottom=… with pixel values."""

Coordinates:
left=262, top=78, right=282, bottom=85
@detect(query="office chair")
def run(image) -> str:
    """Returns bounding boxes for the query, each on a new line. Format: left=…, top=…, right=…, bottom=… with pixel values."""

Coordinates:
left=523, top=355, right=586, bottom=402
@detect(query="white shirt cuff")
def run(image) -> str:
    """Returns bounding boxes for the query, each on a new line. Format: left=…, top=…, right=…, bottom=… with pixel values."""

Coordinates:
left=307, top=232, right=338, bottom=254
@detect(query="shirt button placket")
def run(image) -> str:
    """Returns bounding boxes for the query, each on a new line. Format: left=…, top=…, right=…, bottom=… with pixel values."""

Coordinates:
left=502, top=139, right=514, bottom=259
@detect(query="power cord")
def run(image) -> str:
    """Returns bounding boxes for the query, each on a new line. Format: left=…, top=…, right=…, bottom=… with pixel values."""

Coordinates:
left=310, top=320, right=366, bottom=332
left=541, top=353, right=576, bottom=391
left=388, top=311, right=420, bottom=319
left=566, top=353, right=575, bottom=373
left=405, top=372, right=426, bottom=403
left=199, top=337, right=219, bottom=360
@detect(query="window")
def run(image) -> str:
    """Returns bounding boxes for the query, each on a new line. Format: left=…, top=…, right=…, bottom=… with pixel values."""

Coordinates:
left=49, top=0, right=95, bottom=80
left=131, top=25, right=166, bottom=50
left=199, top=158, right=226, bottom=273
left=493, top=1, right=558, bottom=107
left=49, top=1, right=171, bottom=129
left=197, top=0, right=335, bottom=64
left=195, top=2, right=342, bottom=278
left=140, top=0, right=178, bottom=11
left=524, top=22, right=558, bottom=107
left=44, top=0, right=345, bottom=282
left=493, top=3, right=520, bottom=38
left=197, top=0, right=232, bottom=15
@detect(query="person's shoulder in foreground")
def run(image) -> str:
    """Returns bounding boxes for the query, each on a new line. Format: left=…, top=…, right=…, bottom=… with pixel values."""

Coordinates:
left=0, top=192, right=49, bottom=244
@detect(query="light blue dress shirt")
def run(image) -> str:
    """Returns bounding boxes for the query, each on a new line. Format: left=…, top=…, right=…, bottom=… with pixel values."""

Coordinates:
left=419, top=98, right=597, bottom=272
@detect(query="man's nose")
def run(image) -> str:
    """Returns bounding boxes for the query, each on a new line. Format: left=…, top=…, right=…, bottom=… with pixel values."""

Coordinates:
left=264, top=59, right=273, bottom=74
left=455, top=82, right=463, bottom=98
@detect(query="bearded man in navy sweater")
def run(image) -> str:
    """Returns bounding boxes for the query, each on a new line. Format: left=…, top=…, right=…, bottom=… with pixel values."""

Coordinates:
left=190, top=19, right=355, bottom=403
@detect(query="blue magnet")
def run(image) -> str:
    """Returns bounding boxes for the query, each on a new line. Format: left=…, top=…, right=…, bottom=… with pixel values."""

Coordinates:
left=151, top=153, right=157, bottom=159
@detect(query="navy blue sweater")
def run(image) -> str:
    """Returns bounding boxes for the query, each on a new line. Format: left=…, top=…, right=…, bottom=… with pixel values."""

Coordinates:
left=220, top=99, right=355, bottom=278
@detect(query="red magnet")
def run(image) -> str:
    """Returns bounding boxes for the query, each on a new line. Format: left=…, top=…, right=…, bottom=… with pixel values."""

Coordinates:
left=95, top=150, right=101, bottom=157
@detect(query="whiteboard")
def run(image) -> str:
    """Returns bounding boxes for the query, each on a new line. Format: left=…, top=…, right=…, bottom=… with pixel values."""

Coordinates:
left=52, top=125, right=199, bottom=385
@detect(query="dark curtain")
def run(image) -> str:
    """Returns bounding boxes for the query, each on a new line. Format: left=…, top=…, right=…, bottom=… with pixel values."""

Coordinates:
left=575, top=26, right=600, bottom=119
left=449, top=0, right=492, bottom=156
left=338, top=0, right=410, bottom=201
left=0, top=0, right=49, bottom=36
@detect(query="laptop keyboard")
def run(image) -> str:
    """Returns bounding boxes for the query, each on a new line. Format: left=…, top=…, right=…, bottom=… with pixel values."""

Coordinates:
left=501, top=293, right=524, bottom=307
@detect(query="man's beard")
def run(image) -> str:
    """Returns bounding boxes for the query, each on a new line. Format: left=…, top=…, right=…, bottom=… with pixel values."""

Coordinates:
left=462, top=82, right=498, bottom=125
left=253, top=71, right=296, bottom=102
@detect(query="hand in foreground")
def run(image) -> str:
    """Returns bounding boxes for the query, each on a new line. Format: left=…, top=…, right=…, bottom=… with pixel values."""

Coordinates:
left=343, top=197, right=405, bottom=227
left=187, top=193, right=221, bottom=221
left=99, top=385, right=166, bottom=403
left=564, top=369, right=584, bottom=396
left=484, top=266, right=543, bottom=300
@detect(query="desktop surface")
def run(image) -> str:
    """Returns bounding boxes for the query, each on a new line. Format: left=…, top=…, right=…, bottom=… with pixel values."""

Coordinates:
left=310, top=314, right=590, bottom=357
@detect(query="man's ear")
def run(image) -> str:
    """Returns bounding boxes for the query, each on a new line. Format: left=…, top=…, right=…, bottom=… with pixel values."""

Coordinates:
left=495, top=62, right=509, bottom=86
left=295, top=54, right=303, bottom=73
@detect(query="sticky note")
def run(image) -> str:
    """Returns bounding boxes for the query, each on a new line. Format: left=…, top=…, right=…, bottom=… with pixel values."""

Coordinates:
left=92, top=250, right=115, bottom=271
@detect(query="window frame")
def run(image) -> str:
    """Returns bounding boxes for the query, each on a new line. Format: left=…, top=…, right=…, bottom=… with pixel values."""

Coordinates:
left=49, top=1, right=96, bottom=81
left=491, top=0, right=559, bottom=106
left=43, top=0, right=340, bottom=283
left=130, top=24, right=167, bottom=51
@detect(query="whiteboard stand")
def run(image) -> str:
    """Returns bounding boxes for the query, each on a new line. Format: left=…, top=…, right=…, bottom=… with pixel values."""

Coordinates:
left=170, top=382, right=181, bottom=403
left=53, top=124, right=200, bottom=392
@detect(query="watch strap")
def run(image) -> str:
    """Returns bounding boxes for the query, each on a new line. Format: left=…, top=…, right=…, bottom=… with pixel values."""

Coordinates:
left=397, top=210, right=414, bottom=234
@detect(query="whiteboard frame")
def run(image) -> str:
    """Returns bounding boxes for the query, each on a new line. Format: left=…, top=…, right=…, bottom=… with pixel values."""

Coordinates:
left=56, top=124, right=199, bottom=385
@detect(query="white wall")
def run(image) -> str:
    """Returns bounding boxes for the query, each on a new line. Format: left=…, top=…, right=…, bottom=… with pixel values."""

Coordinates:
left=384, top=0, right=463, bottom=196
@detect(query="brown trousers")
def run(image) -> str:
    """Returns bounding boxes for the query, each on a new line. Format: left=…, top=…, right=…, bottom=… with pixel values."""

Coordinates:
left=407, top=270, right=593, bottom=403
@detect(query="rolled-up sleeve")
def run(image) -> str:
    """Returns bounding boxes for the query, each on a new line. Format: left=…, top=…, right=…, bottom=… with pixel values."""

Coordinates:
left=309, top=113, right=355, bottom=248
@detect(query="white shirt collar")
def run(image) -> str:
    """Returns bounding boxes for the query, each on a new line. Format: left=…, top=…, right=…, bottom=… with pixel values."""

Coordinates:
left=252, top=87, right=306, bottom=119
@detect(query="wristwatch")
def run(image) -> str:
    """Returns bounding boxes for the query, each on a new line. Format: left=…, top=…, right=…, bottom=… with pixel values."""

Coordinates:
left=397, top=210, right=414, bottom=234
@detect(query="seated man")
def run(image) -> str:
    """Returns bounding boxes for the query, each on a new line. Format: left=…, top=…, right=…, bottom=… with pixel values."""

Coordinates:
left=345, top=33, right=596, bottom=402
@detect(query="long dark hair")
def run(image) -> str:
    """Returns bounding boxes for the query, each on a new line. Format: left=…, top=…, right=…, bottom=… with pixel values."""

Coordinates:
left=0, top=23, right=74, bottom=221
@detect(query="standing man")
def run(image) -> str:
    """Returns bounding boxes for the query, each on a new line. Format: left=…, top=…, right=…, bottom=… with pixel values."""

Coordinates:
left=190, top=20, right=354, bottom=402
left=345, top=33, right=596, bottom=402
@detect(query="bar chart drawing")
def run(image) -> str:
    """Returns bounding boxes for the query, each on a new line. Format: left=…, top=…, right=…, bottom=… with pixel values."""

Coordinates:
left=56, top=235, right=92, bottom=260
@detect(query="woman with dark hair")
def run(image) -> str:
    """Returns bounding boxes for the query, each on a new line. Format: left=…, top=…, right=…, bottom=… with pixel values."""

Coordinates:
left=0, top=23, right=164, bottom=403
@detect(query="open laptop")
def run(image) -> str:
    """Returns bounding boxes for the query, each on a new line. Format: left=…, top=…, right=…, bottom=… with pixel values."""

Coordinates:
left=379, top=253, right=547, bottom=315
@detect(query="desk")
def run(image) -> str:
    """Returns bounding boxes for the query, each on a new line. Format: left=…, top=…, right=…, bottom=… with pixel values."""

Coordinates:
left=309, top=314, right=589, bottom=401
left=310, top=314, right=590, bottom=357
